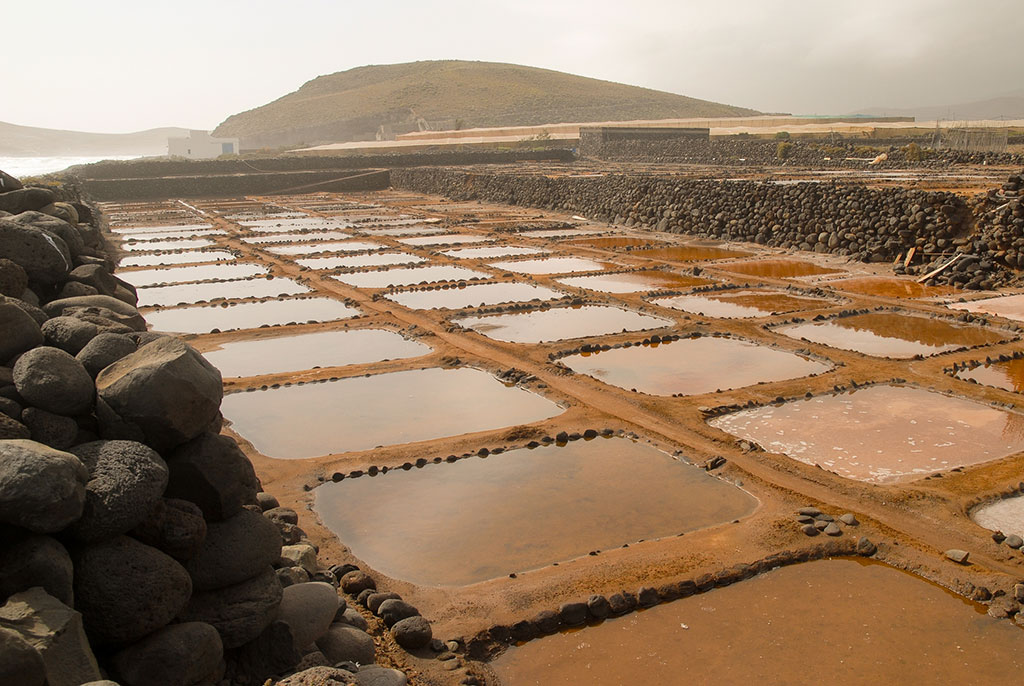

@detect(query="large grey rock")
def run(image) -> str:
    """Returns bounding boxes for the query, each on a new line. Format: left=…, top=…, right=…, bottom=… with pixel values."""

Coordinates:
left=131, top=497, right=207, bottom=560
left=0, top=301, right=43, bottom=363
left=63, top=305, right=143, bottom=333
left=41, top=316, right=101, bottom=355
left=69, top=440, right=169, bottom=542
left=0, top=412, right=30, bottom=439
left=21, top=407, right=79, bottom=450
left=96, top=338, right=222, bottom=452
left=280, top=543, right=318, bottom=575
left=110, top=621, right=223, bottom=686
left=58, top=281, right=99, bottom=299
left=390, top=615, right=431, bottom=650
left=278, top=582, right=339, bottom=651
left=43, top=295, right=145, bottom=331
left=74, top=536, right=192, bottom=644
left=76, top=333, right=137, bottom=377
left=165, top=432, right=258, bottom=521
left=13, top=346, right=94, bottom=416
left=227, top=619, right=300, bottom=686
left=276, top=666, right=358, bottom=686
left=377, top=599, right=418, bottom=628
left=0, top=536, right=74, bottom=606
left=179, top=567, right=282, bottom=649
left=12, top=211, right=84, bottom=260
left=68, top=264, right=117, bottom=297
left=0, top=626, right=46, bottom=686
left=0, top=587, right=102, bottom=686
left=356, top=665, right=408, bottom=686
left=0, top=257, right=28, bottom=297
left=1, top=293, right=47, bottom=325
left=185, top=509, right=282, bottom=591
left=0, top=218, right=71, bottom=284
left=0, top=440, right=87, bottom=533
left=315, top=623, right=375, bottom=666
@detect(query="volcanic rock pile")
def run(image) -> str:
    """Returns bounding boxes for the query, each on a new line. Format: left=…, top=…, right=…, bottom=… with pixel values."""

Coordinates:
left=393, top=167, right=1024, bottom=288
left=0, top=171, right=407, bottom=686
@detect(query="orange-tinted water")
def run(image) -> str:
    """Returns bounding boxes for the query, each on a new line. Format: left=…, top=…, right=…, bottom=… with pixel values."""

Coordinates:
left=653, top=290, right=831, bottom=318
left=454, top=306, right=672, bottom=343
left=555, top=271, right=713, bottom=293
left=716, top=259, right=843, bottom=279
left=956, top=358, right=1024, bottom=393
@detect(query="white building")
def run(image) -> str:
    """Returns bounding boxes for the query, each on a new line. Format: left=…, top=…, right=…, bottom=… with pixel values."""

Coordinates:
left=168, top=130, right=240, bottom=159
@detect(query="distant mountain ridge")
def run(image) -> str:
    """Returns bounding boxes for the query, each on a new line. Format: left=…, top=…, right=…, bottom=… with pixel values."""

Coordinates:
left=0, top=121, right=188, bottom=157
left=213, top=60, right=760, bottom=150
left=859, top=91, right=1024, bottom=122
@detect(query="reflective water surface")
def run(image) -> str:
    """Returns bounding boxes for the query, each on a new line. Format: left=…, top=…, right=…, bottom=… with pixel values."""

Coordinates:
left=386, top=282, right=563, bottom=310
left=146, top=297, right=360, bottom=334
left=652, top=290, right=833, bottom=318
left=454, top=305, right=672, bottom=343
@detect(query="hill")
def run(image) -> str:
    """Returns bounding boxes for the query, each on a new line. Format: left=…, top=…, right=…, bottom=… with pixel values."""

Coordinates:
left=859, top=91, right=1024, bottom=122
left=0, top=121, right=189, bottom=157
left=213, top=60, right=760, bottom=150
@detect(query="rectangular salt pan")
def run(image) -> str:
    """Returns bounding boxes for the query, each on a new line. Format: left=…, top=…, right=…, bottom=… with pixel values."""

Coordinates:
left=120, top=263, right=268, bottom=287
left=145, top=298, right=360, bottom=334
left=136, top=277, right=309, bottom=308
left=453, top=305, right=672, bottom=343
left=386, top=282, right=563, bottom=310
left=119, top=251, right=235, bottom=268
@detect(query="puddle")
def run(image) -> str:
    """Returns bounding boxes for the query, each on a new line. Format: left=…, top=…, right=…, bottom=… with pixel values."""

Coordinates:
left=555, top=271, right=713, bottom=293
left=973, top=495, right=1024, bottom=538
left=358, top=225, right=447, bottom=236
left=266, top=241, right=385, bottom=256
left=120, top=238, right=216, bottom=252
left=221, top=367, right=562, bottom=459
left=778, top=312, right=1007, bottom=358
left=652, top=290, right=833, bottom=318
left=565, top=337, right=830, bottom=395
left=241, top=231, right=353, bottom=244
left=314, top=438, right=757, bottom=586
left=571, top=237, right=657, bottom=250
left=119, top=251, right=236, bottom=268
left=398, top=234, right=493, bottom=246
left=956, top=359, right=1024, bottom=393
left=949, top=294, right=1024, bottom=322
left=631, top=245, right=752, bottom=262
left=442, top=246, right=550, bottom=260
left=453, top=305, right=672, bottom=343
left=386, top=282, right=563, bottom=310
left=709, top=385, right=1024, bottom=483
left=136, top=277, right=310, bottom=308
left=201, top=329, right=430, bottom=378
left=295, top=253, right=427, bottom=270
left=120, top=263, right=268, bottom=287
left=146, top=297, right=360, bottom=334
left=488, top=258, right=619, bottom=275
left=331, top=265, right=491, bottom=289
left=492, top=559, right=1024, bottom=685
left=715, top=259, right=843, bottom=279
left=519, top=228, right=602, bottom=238
left=829, top=276, right=957, bottom=299
left=114, top=228, right=226, bottom=240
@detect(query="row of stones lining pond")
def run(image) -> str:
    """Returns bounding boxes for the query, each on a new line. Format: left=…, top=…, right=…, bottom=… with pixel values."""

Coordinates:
left=66, top=185, right=1024, bottom=683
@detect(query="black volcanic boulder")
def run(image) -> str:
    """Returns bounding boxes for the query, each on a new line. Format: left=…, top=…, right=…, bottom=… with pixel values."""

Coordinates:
left=390, top=615, right=432, bottom=650
left=110, top=621, right=223, bottom=686
left=76, top=333, right=137, bottom=377
left=13, top=346, right=94, bottom=416
left=21, top=408, right=79, bottom=450
left=69, top=440, right=169, bottom=542
left=95, top=338, right=222, bottom=452
left=0, top=188, right=55, bottom=214
left=0, top=170, right=24, bottom=192
left=0, top=218, right=71, bottom=285
left=0, top=440, right=87, bottom=533
left=73, top=536, right=192, bottom=645
left=131, top=498, right=207, bottom=561
left=12, top=211, right=85, bottom=261
left=43, top=295, right=145, bottom=331
left=184, top=509, right=282, bottom=591
left=67, top=265, right=117, bottom=297
left=41, top=316, right=101, bottom=355
left=0, top=300, right=43, bottom=363
left=165, top=432, right=259, bottom=521
left=0, top=257, right=28, bottom=297
left=0, top=535, right=74, bottom=606
left=178, top=567, right=282, bottom=649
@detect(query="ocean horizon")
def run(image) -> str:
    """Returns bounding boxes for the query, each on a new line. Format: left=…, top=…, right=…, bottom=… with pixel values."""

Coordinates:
left=0, top=154, right=142, bottom=179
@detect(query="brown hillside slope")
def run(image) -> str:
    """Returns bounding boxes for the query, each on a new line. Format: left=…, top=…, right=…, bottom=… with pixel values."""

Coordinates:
left=213, top=60, right=759, bottom=149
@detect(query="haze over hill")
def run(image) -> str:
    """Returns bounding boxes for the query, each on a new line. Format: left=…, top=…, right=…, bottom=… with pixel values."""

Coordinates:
left=860, top=90, right=1024, bottom=122
left=0, top=121, right=188, bottom=157
left=213, top=60, right=761, bottom=150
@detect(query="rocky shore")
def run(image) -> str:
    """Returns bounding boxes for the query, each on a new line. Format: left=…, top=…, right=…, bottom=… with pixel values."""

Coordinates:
left=0, top=170, right=412, bottom=686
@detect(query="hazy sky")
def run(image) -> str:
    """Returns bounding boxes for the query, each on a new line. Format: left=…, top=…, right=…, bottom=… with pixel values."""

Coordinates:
left=5, top=0, right=1021, bottom=133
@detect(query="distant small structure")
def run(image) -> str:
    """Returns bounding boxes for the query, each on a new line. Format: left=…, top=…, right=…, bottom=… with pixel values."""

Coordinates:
left=168, top=130, right=239, bottom=159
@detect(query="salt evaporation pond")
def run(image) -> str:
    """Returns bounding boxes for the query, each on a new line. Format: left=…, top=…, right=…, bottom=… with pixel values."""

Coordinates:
left=201, top=329, right=430, bottom=378
left=442, top=246, right=550, bottom=259
left=949, top=293, right=1024, bottom=322
left=488, top=257, right=618, bottom=275
left=555, top=270, right=713, bottom=293
left=829, top=276, right=956, bottom=299
left=454, top=305, right=672, bottom=343
left=221, top=367, right=562, bottom=459
left=973, top=495, right=1024, bottom=539
left=146, top=298, right=360, bottom=334
left=266, top=241, right=385, bottom=256
left=716, top=259, right=842, bottom=279
left=241, top=231, right=353, bottom=244
left=294, top=253, right=426, bottom=270
left=778, top=312, right=1007, bottom=358
left=331, top=265, right=491, bottom=289
left=956, top=358, right=1024, bottom=393
left=652, top=290, right=834, bottom=318
left=119, top=262, right=268, bottom=287
left=397, top=234, right=492, bottom=246
left=493, top=559, right=1024, bottom=685
left=564, top=337, right=831, bottom=395
left=120, top=251, right=235, bottom=268
left=120, top=238, right=216, bottom=252
left=315, top=438, right=757, bottom=585
left=630, top=245, right=751, bottom=262
left=709, top=385, right=1024, bottom=483
left=136, top=277, right=310, bottom=308
left=386, top=282, right=563, bottom=310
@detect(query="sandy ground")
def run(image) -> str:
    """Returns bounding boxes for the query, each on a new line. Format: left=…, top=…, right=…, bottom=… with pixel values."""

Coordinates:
left=102, top=173, right=1024, bottom=684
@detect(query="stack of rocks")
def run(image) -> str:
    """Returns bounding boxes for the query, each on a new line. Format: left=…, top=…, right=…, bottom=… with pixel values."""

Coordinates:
left=0, top=170, right=405, bottom=686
